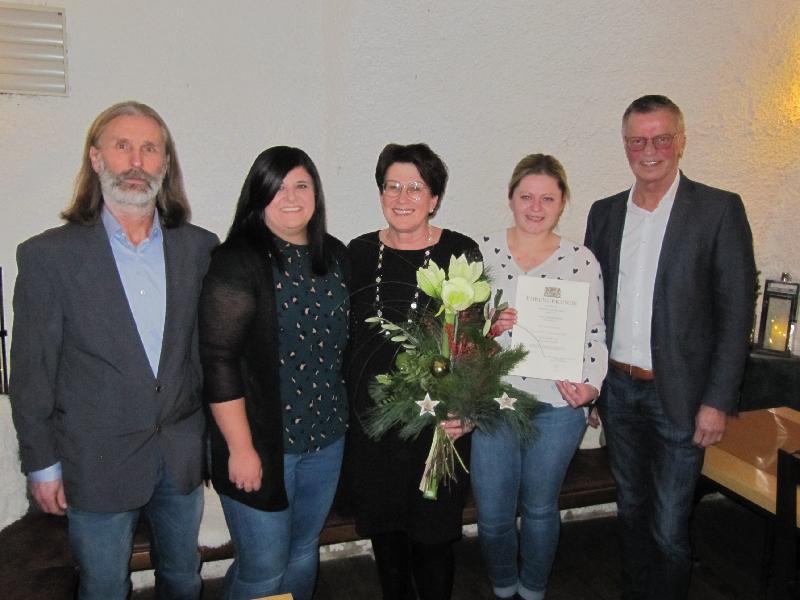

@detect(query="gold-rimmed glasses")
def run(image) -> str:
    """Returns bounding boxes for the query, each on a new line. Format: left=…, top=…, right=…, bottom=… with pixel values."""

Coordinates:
left=382, top=180, right=427, bottom=199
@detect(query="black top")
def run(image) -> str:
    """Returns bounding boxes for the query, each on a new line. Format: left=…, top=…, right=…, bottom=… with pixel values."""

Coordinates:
left=272, top=240, right=349, bottom=453
left=200, top=234, right=350, bottom=511
left=343, top=229, right=481, bottom=543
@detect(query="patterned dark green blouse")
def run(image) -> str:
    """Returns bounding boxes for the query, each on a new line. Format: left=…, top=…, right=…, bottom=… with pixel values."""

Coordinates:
left=273, top=241, right=349, bottom=454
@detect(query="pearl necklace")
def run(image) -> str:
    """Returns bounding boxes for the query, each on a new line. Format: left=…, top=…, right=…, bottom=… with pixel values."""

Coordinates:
left=374, top=228, right=433, bottom=324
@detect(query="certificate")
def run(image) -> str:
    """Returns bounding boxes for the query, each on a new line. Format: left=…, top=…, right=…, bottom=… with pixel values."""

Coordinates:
left=509, top=276, right=589, bottom=382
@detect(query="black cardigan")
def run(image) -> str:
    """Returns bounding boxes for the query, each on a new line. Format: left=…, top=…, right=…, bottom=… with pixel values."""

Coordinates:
left=199, top=234, right=350, bottom=511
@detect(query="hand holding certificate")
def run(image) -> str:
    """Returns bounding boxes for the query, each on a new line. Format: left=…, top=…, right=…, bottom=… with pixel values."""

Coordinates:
left=510, top=276, right=590, bottom=382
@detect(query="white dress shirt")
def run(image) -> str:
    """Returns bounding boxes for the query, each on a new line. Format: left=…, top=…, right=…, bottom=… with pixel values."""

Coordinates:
left=611, top=172, right=680, bottom=370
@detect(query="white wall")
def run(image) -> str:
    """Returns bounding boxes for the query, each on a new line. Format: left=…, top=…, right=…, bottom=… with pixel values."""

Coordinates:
left=0, top=398, right=27, bottom=527
left=0, top=0, right=799, bottom=525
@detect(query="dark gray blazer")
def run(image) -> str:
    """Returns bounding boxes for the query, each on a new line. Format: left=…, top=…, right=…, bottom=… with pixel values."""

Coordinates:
left=584, top=173, right=756, bottom=429
left=10, top=219, right=218, bottom=512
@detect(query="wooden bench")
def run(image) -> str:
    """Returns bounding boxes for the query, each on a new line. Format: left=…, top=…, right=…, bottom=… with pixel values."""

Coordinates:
left=0, top=447, right=615, bottom=599
left=133, top=446, right=615, bottom=569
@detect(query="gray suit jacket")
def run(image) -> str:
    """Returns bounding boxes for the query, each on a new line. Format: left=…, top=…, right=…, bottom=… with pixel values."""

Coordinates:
left=584, top=173, right=756, bottom=429
left=10, top=219, right=218, bottom=512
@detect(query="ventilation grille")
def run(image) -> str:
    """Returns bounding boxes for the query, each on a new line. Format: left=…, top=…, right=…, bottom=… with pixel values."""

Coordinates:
left=0, top=3, right=67, bottom=96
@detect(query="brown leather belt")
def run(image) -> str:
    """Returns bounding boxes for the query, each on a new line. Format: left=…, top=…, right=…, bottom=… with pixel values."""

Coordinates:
left=609, top=359, right=655, bottom=381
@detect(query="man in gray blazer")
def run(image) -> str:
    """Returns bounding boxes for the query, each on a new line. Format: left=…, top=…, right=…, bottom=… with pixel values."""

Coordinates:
left=584, top=95, right=755, bottom=600
left=10, top=101, right=218, bottom=600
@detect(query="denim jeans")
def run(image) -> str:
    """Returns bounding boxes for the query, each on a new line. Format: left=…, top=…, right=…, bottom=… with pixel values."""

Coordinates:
left=68, top=464, right=203, bottom=600
left=471, top=403, right=587, bottom=600
left=599, top=368, right=704, bottom=600
left=219, top=436, right=344, bottom=600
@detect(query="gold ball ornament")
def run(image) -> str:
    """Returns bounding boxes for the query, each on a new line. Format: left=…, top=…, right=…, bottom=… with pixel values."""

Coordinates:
left=430, top=356, right=450, bottom=377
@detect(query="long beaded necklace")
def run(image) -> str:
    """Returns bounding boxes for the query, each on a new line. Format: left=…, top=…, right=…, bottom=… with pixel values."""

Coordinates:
left=374, top=228, right=433, bottom=324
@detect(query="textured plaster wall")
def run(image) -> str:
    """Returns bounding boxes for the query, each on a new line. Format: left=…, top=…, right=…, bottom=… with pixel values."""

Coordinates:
left=0, top=397, right=27, bottom=527
left=0, top=1, right=798, bottom=527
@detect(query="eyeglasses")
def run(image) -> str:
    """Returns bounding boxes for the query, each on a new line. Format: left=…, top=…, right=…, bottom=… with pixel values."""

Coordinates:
left=624, top=133, right=681, bottom=151
left=382, top=180, right=427, bottom=199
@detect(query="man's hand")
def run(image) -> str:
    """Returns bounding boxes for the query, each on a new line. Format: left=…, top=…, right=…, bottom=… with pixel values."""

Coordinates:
left=30, top=479, right=67, bottom=515
left=693, top=405, right=727, bottom=448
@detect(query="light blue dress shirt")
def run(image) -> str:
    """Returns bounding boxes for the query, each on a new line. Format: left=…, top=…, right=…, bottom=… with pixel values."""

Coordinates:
left=101, top=207, right=167, bottom=376
left=28, top=208, right=167, bottom=483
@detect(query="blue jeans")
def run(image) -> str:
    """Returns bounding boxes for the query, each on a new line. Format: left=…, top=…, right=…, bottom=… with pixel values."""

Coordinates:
left=471, top=404, right=587, bottom=600
left=599, top=369, right=704, bottom=600
left=68, top=465, right=203, bottom=600
left=219, top=437, right=344, bottom=600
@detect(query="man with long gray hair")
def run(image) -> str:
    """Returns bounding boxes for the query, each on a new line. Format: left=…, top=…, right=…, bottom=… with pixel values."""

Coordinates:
left=10, top=101, right=218, bottom=600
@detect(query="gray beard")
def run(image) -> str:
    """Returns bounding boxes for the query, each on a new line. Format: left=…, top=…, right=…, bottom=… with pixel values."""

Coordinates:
left=98, top=166, right=165, bottom=208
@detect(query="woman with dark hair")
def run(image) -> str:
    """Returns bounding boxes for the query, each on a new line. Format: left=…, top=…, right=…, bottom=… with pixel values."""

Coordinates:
left=199, top=146, right=349, bottom=600
left=471, top=154, right=607, bottom=600
left=345, top=143, right=479, bottom=600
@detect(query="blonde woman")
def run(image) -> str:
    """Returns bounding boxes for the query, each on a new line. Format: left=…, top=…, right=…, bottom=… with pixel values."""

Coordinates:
left=471, top=154, right=608, bottom=600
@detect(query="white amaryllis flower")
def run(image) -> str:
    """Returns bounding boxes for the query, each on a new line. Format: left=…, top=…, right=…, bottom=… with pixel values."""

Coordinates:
left=418, top=255, right=491, bottom=315
left=447, top=255, right=491, bottom=308
left=472, top=279, right=491, bottom=304
left=416, top=261, right=446, bottom=300
left=441, top=277, right=478, bottom=313
left=447, top=254, right=484, bottom=283
left=439, top=277, right=491, bottom=314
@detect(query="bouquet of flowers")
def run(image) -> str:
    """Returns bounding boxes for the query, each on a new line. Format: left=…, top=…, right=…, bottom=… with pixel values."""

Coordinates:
left=366, top=254, right=540, bottom=499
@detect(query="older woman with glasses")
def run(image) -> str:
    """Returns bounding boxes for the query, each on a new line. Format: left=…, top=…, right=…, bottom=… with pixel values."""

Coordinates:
left=470, top=154, right=607, bottom=600
left=344, top=143, right=479, bottom=600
